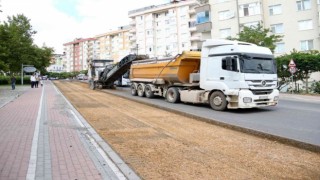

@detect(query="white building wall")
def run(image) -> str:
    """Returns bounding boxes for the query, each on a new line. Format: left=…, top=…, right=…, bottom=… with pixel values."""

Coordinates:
left=129, top=0, right=198, bottom=58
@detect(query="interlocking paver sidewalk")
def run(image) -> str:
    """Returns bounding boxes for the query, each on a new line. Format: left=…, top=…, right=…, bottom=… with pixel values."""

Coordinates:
left=0, top=81, right=135, bottom=180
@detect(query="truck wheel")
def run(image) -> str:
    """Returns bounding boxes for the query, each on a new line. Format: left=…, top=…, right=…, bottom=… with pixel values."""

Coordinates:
left=137, top=84, right=145, bottom=97
left=209, top=91, right=227, bottom=111
left=131, top=84, right=137, bottom=96
left=166, top=87, right=180, bottom=103
left=145, top=84, right=154, bottom=98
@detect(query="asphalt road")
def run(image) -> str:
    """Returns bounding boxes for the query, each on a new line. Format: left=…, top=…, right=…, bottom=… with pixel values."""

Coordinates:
left=102, top=87, right=320, bottom=148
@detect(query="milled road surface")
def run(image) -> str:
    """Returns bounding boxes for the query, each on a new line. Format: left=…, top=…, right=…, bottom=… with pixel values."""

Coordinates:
left=54, top=80, right=320, bottom=179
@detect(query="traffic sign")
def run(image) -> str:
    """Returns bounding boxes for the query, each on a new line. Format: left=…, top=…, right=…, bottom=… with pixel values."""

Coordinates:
left=23, top=66, right=36, bottom=73
left=288, top=59, right=296, bottom=67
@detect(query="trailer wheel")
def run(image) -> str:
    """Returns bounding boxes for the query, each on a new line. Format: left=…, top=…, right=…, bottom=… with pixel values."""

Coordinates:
left=145, top=84, right=154, bottom=98
left=131, top=84, right=137, bottom=96
left=166, top=87, right=180, bottom=103
left=209, top=91, right=227, bottom=111
left=137, top=84, right=145, bottom=97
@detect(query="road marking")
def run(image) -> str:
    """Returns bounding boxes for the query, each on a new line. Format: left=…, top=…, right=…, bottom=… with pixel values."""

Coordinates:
left=26, top=86, right=44, bottom=180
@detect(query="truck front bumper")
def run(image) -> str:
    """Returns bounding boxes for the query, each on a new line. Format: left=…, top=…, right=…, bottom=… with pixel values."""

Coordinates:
left=228, top=89, right=279, bottom=109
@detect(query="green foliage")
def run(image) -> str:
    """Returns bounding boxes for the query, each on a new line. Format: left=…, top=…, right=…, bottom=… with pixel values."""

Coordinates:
left=45, top=71, right=79, bottom=79
left=276, top=50, right=320, bottom=93
left=311, top=82, right=320, bottom=94
left=228, top=23, right=283, bottom=53
left=0, top=75, right=30, bottom=85
left=0, top=14, right=53, bottom=74
left=80, top=70, right=88, bottom=75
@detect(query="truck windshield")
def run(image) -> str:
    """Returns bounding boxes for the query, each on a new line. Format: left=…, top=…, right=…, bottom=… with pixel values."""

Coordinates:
left=239, top=54, right=276, bottom=74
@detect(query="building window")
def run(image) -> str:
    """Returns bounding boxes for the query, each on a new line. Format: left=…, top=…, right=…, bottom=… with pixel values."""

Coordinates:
left=220, top=28, right=231, bottom=38
left=318, top=0, right=320, bottom=4
left=300, top=40, right=313, bottom=51
left=296, top=0, right=311, bottom=11
left=218, top=10, right=235, bottom=20
left=269, top=4, right=282, bottom=15
left=271, top=23, right=284, bottom=34
left=196, top=10, right=210, bottom=24
left=275, top=43, right=285, bottom=53
left=239, top=2, right=261, bottom=17
left=298, top=19, right=313, bottom=30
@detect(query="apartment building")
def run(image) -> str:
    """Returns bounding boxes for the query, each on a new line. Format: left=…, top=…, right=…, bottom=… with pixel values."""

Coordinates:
left=128, top=0, right=199, bottom=58
left=195, top=0, right=320, bottom=56
left=63, top=38, right=96, bottom=72
left=94, top=26, right=131, bottom=63
left=47, top=54, right=64, bottom=73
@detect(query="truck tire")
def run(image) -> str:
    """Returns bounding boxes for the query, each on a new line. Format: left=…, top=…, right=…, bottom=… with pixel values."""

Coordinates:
left=145, top=84, right=155, bottom=98
left=131, top=84, right=137, bottom=96
left=137, top=84, right=145, bottom=97
left=166, top=87, right=180, bottom=103
left=209, top=91, right=227, bottom=111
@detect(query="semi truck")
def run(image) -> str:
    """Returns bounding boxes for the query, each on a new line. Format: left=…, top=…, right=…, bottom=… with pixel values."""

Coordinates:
left=129, top=39, right=279, bottom=111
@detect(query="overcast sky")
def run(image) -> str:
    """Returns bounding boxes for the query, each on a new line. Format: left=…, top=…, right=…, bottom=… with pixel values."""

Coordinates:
left=1, top=0, right=169, bottom=54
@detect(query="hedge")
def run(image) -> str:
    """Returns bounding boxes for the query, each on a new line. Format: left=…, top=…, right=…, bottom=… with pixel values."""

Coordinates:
left=0, top=76, right=31, bottom=85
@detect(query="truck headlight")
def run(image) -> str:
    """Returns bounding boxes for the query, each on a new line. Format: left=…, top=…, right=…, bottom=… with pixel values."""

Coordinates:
left=274, top=96, right=279, bottom=101
left=243, top=97, right=252, bottom=103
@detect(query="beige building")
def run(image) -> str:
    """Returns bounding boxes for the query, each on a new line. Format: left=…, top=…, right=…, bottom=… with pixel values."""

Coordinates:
left=94, top=26, right=131, bottom=63
left=196, top=0, right=320, bottom=56
left=128, top=0, right=199, bottom=58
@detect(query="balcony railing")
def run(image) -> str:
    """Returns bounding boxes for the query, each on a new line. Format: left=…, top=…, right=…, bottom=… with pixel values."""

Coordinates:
left=190, top=36, right=201, bottom=41
left=189, top=9, right=196, bottom=15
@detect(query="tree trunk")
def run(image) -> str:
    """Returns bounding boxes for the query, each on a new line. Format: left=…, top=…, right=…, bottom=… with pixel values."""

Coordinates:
left=305, top=73, right=309, bottom=94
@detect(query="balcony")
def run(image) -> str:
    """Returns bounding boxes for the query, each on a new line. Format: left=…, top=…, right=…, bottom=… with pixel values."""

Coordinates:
left=190, top=36, right=201, bottom=42
left=189, top=9, right=196, bottom=15
left=189, top=26, right=197, bottom=32
left=129, top=20, right=136, bottom=26
left=189, top=18, right=196, bottom=22
left=129, top=28, right=136, bottom=33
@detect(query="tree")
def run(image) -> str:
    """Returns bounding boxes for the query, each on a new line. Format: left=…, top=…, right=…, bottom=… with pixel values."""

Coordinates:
left=0, top=14, right=52, bottom=74
left=276, top=50, right=320, bottom=93
left=228, top=23, right=283, bottom=53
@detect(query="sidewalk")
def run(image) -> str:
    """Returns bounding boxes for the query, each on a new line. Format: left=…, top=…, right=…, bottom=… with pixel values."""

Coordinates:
left=0, top=81, right=138, bottom=180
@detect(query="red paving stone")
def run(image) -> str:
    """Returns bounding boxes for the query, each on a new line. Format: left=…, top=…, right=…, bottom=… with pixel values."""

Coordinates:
left=0, top=82, right=104, bottom=179
left=0, top=87, right=40, bottom=179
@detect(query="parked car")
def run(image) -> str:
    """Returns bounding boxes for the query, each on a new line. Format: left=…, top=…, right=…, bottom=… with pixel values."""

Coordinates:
left=77, top=74, right=86, bottom=80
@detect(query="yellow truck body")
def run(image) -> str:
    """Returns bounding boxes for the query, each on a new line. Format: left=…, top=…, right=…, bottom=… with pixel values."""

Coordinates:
left=130, top=51, right=201, bottom=84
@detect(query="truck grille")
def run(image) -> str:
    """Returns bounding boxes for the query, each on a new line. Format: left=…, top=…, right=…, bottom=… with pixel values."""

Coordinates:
left=246, top=80, right=277, bottom=88
left=251, top=89, right=273, bottom=95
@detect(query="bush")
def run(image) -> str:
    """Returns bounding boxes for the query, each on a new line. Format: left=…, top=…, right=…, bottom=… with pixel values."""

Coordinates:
left=311, top=81, right=320, bottom=94
left=0, top=76, right=31, bottom=85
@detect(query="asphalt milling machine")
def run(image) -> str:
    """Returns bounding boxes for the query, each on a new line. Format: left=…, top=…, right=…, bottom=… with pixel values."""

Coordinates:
left=89, top=54, right=148, bottom=90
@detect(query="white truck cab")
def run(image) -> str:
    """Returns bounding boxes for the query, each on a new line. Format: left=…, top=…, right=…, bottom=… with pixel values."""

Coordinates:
left=199, top=39, right=279, bottom=110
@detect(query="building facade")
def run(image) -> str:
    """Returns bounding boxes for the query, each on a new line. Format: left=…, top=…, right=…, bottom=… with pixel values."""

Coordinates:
left=196, top=0, right=320, bottom=56
left=94, top=26, right=131, bottom=62
left=128, top=0, right=199, bottom=58
left=47, top=54, right=64, bottom=73
left=63, top=38, right=96, bottom=72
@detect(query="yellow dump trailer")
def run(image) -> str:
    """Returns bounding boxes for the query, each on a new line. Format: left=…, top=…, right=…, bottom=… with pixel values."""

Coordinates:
left=130, top=51, right=201, bottom=84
